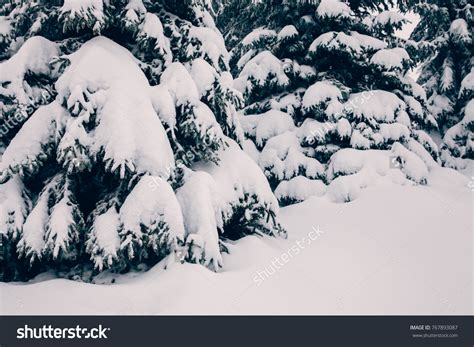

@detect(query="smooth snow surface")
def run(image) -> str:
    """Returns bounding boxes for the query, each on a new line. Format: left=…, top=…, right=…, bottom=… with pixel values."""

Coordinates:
left=1, top=167, right=471, bottom=315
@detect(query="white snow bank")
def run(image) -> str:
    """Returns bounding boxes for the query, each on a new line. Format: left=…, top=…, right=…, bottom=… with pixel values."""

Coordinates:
left=326, top=145, right=430, bottom=196
left=275, top=176, right=326, bottom=203
left=2, top=167, right=470, bottom=315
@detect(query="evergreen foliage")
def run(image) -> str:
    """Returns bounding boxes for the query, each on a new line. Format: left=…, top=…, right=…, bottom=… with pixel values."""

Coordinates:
left=0, top=0, right=282, bottom=281
left=407, top=0, right=473, bottom=168
left=223, top=0, right=439, bottom=203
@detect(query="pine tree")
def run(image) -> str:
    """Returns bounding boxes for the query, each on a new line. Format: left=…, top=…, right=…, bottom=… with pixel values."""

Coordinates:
left=0, top=0, right=283, bottom=281
left=223, top=0, right=439, bottom=204
left=406, top=0, right=473, bottom=169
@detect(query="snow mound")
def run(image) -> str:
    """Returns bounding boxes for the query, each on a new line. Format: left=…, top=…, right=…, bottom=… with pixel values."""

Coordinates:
left=2, top=169, right=471, bottom=315
left=325, top=147, right=423, bottom=202
left=275, top=176, right=326, bottom=204
left=259, top=131, right=325, bottom=181
left=325, top=143, right=432, bottom=203
left=391, top=142, right=429, bottom=184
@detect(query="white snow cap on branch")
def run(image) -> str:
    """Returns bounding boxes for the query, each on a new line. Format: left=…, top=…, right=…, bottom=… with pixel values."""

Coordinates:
left=275, top=176, right=326, bottom=203
left=60, top=0, right=105, bottom=33
left=302, top=81, right=343, bottom=109
left=0, top=176, right=28, bottom=238
left=242, top=27, right=277, bottom=46
left=0, top=36, right=59, bottom=104
left=0, top=101, right=67, bottom=177
left=160, top=62, right=200, bottom=107
left=316, top=0, right=353, bottom=19
left=310, top=31, right=387, bottom=55
left=56, top=36, right=175, bottom=179
left=372, top=11, right=406, bottom=27
left=242, top=110, right=295, bottom=146
left=177, top=169, right=223, bottom=271
left=88, top=207, right=121, bottom=271
left=234, top=51, right=289, bottom=94
left=0, top=16, right=11, bottom=38
left=345, top=90, right=405, bottom=123
left=278, top=25, right=298, bottom=40
left=449, top=18, right=470, bottom=41
left=370, top=48, right=410, bottom=70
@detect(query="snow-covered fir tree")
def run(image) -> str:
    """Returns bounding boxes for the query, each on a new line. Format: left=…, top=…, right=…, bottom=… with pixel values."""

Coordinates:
left=223, top=0, right=440, bottom=205
left=0, top=0, right=283, bottom=281
left=407, top=0, right=473, bottom=169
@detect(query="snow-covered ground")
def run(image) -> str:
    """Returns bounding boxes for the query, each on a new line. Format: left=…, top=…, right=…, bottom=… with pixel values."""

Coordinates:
left=0, top=167, right=472, bottom=315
